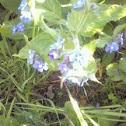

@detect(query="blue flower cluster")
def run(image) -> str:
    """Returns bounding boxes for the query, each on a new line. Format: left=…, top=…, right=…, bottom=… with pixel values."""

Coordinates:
left=105, top=42, right=119, bottom=53
left=20, top=10, right=32, bottom=23
left=72, top=0, right=85, bottom=10
left=105, top=33, right=124, bottom=53
left=69, top=49, right=89, bottom=68
left=49, top=37, right=65, bottom=60
left=58, top=56, right=71, bottom=74
left=28, top=50, right=48, bottom=73
left=12, top=0, right=32, bottom=34
left=12, top=23, right=25, bottom=34
left=18, top=0, right=27, bottom=10
left=58, top=49, right=89, bottom=87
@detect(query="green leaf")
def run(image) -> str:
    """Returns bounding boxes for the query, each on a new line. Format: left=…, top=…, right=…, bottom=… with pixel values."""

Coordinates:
left=102, top=53, right=115, bottom=67
left=14, top=44, right=30, bottom=59
left=96, top=36, right=112, bottom=48
left=16, top=32, right=54, bottom=59
left=0, top=0, right=21, bottom=12
left=113, top=23, right=126, bottom=38
left=64, top=101, right=80, bottom=125
left=105, top=0, right=126, bottom=5
left=119, top=58, right=126, bottom=73
left=29, top=32, right=54, bottom=56
left=106, top=63, right=124, bottom=81
left=68, top=4, right=126, bottom=37
left=4, top=117, right=19, bottom=126
left=40, top=0, right=61, bottom=22
left=0, top=115, right=5, bottom=125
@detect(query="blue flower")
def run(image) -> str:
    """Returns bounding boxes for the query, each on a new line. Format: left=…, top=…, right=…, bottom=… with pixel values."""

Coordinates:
left=72, top=0, right=84, bottom=10
left=12, top=23, right=25, bottom=34
left=58, top=63, right=70, bottom=74
left=49, top=50, right=59, bottom=60
left=69, top=49, right=88, bottom=68
left=18, top=0, right=28, bottom=11
left=27, top=50, right=36, bottom=64
left=27, top=50, right=48, bottom=73
left=16, top=22, right=25, bottom=32
left=50, top=37, right=65, bottom=50
left=105, top=42, right=119, bottom=53
left=20, top=11, right=32, bottom=23
left=33, top=60, right=48, bottom=73
left=12, top=26, right=17, bottom=34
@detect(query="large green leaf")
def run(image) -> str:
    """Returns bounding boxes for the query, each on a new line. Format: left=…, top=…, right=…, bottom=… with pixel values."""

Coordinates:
left=68, top=4, right=126, bottom=37
left=0, top=0, right=21, bottom=12
left=96, top=36, right=112, bottom=48
left=37, top=0, right=61, bottom=22
left=106, top=63, right=124, bottom=81
left=17, top=32, right=54, bottom=59
left=29, top=32, right=54, bottom=56
left=101, top=53, right=115, bottom=67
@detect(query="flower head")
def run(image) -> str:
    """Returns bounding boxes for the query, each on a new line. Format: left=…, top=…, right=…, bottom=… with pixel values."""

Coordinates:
left=12, top=26, right=17, bottom=34
left=20, top=11, right=32, bottom=23
left=69, top=49, right=89, bottom=68
left=49, top=37, right=65, bottom=60
left=105, top=42, right=119, bottom=53
left=11, top=22, right=25, bottom=34
left=16, top=22, right=25, bottom=32
left=50, top=37, right=65, bottom=50
left=33, top=60, right=48, bottom=72
left=118, top=33, right=124, bottom=46
left=18, top=0, right=28, bottom=11
left=27, top=50, right=36, bottom=64
left=49, top=50, right=60, bottom=60
left=27, top=50, right=48, bottom=73
left=72, top=0, right=84, bottom=10
left=58, top=63, right=70, bottom=74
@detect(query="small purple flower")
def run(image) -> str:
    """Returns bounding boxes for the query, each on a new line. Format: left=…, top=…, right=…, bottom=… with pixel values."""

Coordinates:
left=64, top=56, right=69, bottom=61
left=18, top=0, right=28, bottom=11
left=33, top=60, right=48, bottom=72
left=16, top=22, right=25, bottom=32
left=105, top=42, right=119, bottom=53
left=27, top=50, right=48, bottom=73
left=72, top=0, right=84, bottom=10
left=20, top=11, right=32, bottom=23
left=37, top=62, right=48, bottom=72
left=12, top=26, right=17, bottom=34
left=58, top=63, right=70, bottom=74
left=49, top=51, right=59, bottom=60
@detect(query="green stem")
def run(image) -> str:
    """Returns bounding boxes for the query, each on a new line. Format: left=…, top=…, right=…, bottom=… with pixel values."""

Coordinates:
left=73, top=35, right=80, bottom=49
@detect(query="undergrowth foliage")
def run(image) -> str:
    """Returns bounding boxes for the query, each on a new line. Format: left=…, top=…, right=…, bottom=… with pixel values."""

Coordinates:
left=0, top=0, right=126, bottom=125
